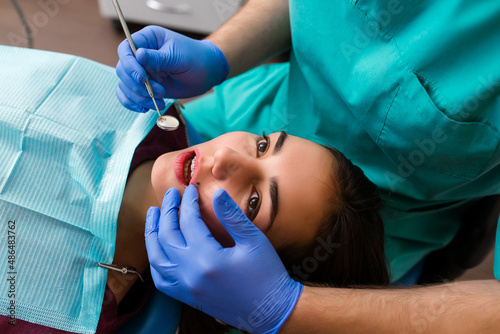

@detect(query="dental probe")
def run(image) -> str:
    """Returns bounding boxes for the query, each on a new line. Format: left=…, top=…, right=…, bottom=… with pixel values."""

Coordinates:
left=112, top=0, right=180, bottom=131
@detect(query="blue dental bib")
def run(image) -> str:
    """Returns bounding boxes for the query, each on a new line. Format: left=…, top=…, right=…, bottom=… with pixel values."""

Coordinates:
left=0, top=46, right=168, bottom=333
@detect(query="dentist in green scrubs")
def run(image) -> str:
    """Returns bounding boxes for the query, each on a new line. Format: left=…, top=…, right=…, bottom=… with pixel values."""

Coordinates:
left=117, top=0, right=500, bottom=332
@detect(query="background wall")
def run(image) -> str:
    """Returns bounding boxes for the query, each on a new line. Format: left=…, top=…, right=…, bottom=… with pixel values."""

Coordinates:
left=0, top=0, right=205, bottom=67
left=0, top=0, right=495, bottom=282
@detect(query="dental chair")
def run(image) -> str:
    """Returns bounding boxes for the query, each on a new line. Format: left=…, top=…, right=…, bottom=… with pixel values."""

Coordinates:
left=117, top=285, right=181, bottom=334
left=418, top=194, right=500, bottom=284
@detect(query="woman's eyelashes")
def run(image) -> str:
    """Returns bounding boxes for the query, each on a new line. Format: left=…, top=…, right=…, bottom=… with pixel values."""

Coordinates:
left=256, top=132, right=270, bottom=157
left=247, top=187, right=261, bottom=221
left=246, top=133, right=268, bottom=221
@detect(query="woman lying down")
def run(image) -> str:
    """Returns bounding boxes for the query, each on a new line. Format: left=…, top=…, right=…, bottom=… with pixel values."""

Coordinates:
left=0, top=106, right=388, bottom=334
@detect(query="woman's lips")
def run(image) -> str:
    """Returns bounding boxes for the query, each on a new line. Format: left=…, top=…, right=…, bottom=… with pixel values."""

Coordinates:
left=174, top=150, right=195, bottom=186
left=174, top=149, right=201, bottom=186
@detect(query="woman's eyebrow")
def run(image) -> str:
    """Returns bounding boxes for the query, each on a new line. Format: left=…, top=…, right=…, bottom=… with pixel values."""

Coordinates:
left=267, top=177, right=279, bottom=232
left=266, top=132, right=287, bottom=232
left=272, top=131, right=288, bottom=155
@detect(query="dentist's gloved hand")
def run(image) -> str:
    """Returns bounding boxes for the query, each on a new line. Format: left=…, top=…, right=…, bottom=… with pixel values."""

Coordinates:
left=116, top=26, right=229, bottom=113
left=145, top=185, right=303, bottom=334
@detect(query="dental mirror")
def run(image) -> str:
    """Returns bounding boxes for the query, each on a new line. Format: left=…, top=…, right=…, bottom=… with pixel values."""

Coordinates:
left=156, top=114, right=180, bottom=131
left=112, top=0, right=180, bottom=131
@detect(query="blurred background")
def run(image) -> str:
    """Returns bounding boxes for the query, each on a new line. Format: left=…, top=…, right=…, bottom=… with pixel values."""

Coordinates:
left=0, top=0, right=244, bottom=66
left=0, top=0, right=495, bottom=282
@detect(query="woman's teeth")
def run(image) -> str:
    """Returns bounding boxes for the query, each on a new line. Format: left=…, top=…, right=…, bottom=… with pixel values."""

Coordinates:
left=184, top=155, right=197, bottom=184
left=191, top=156, right=196, bottom=179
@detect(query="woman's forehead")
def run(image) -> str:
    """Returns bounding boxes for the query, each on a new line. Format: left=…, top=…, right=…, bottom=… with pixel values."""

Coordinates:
left=264, top=135, right=335, bottom=250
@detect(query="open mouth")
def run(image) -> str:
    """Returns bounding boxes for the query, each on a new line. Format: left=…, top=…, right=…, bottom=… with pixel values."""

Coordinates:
left=174, top=150, right=199, bottom=186
left=184, top=155, right=197, bottom=184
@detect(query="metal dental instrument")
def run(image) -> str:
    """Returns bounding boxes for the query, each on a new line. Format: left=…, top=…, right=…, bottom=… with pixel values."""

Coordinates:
left=98, top=262, right=145, bottom=283
left=112, top=0, right=180, bottom=131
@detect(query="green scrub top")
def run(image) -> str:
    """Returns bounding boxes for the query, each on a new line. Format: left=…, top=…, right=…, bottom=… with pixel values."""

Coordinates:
left=183, top=0, right=500, bottom=282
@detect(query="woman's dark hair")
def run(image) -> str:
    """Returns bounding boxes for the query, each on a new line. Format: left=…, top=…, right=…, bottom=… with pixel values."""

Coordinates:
left=179, top=147, right=389, bottom=333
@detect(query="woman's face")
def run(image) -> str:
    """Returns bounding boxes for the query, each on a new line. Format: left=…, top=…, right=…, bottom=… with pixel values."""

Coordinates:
left=151, top=131, right=335, bottom=250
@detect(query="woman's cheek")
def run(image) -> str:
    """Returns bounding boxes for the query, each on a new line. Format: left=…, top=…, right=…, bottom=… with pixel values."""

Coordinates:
left=151, top=157, right=170, bottom=201
left=198, top=194, right=235, bottom=247
left=151, top=154, right=185, bottom=203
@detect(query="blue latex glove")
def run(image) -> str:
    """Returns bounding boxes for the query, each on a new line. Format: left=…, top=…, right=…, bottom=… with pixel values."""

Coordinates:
left=145, top=185, right=303, bottom=334
left=116, top=26, right=229, bottom=113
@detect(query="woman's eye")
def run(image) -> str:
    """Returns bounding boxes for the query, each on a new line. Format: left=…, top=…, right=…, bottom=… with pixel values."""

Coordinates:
left=256, top=133, right=269, bottom=156
left=248, top=190, right=260, bottom=221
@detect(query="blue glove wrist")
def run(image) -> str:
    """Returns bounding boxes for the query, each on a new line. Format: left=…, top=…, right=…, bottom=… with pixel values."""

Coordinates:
left=145, top=186, right=303, bottom=334
left=241, top=274, right=303, bottom=334
left=200, top=39, right=230, bottom=87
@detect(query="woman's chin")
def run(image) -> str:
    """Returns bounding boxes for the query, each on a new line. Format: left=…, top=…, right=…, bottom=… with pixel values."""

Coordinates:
left=198, top=203, right=235, bottom=247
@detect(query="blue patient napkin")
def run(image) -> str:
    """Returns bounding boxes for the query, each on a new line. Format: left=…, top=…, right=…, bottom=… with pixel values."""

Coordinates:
left=0, top=46, right=170, bottom=333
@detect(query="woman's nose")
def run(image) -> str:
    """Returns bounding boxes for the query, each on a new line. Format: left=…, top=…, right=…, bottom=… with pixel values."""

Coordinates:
left=212, top=146, right=254, bottom=180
